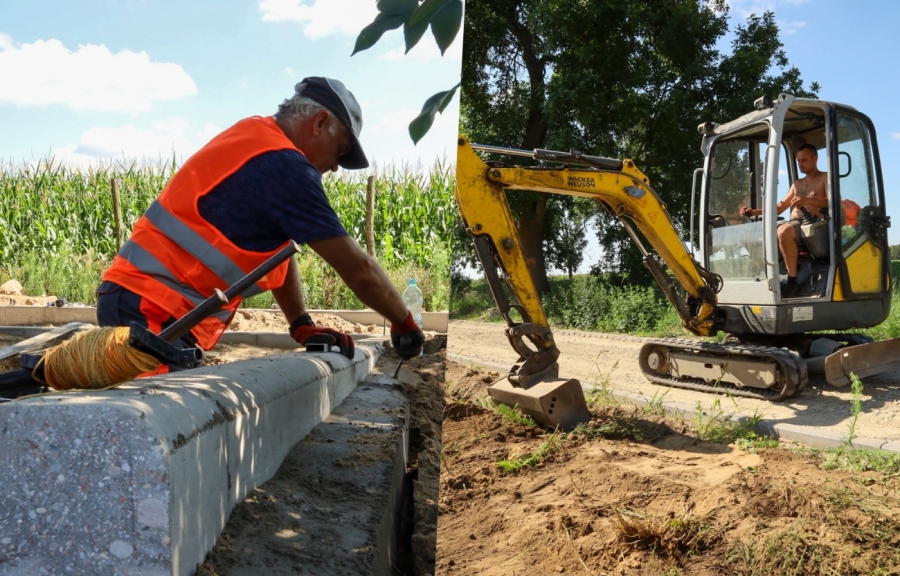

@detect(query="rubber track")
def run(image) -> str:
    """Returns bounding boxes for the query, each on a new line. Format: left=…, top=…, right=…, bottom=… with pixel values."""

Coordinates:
left=639, top=338, right=808, bottom=402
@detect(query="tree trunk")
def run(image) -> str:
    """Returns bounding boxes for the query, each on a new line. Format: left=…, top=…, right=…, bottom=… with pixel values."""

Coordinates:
left=508, top=1, right=553, bottom=298
left=516, top=195, right=550, bottom=297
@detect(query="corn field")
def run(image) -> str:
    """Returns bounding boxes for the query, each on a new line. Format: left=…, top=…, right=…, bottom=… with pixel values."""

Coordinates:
left=0, top=157, right=453, bottom=309
left=0, top=157, right=453, bottom=267
left=326, top=161, right=454, bottom=268
left=0, top=157, right=177, bottom=261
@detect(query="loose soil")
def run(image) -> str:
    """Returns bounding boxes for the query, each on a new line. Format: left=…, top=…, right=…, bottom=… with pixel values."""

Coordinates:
left=197, top=336, right=446, bottom=576
left=226, top=309, right=382, bottom=335
left=449, top=319, right=900, bottom=441
left=436, top=360, right=900, bottom=575
left=0, top=294, right=59, bottom=306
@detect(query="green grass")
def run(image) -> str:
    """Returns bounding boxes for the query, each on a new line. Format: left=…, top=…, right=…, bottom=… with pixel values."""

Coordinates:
left=494, top=403, right=537, bottom=427
left=0, top=158, right=453, bottom=310
left=451, top=274, right=684, bottom=336
left=692, top=396, right=769, bottom=446
left=496, top=430, right=563, bottom=472
left=571, top=415, right=645, bottom=442
left=734, top=436, right=779, bottom=452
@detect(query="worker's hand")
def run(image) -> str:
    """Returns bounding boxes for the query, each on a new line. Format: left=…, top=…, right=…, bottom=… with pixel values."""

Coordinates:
left=290, top=314, right=355, bottom=359
left=739, top=206, right=753, bottom=217
left=390, top=312, right=425, bottom=360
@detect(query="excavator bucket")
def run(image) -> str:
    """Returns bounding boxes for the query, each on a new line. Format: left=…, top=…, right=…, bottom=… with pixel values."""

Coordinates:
left=824, top=337, right=900, bottom=387
left=488, top=376, right=591, bottom=431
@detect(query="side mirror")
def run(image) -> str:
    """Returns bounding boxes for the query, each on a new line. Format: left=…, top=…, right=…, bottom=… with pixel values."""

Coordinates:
left=838, top=151, right=852, bottom=178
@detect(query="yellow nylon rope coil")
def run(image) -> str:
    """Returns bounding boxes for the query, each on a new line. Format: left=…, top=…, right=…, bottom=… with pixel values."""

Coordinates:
left=36, top=327, right=161, bottom=390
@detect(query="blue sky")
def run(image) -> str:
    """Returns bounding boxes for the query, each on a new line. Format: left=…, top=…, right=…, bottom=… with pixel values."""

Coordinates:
left=574, top=0, right=900, bottom=270
left=0, top=0, right=462, bottom=172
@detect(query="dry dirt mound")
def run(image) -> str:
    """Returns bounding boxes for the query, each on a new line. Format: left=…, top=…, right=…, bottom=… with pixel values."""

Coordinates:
left=436, top=361, right=900, bottom=575
left=226, top=309, right=380, bottom=334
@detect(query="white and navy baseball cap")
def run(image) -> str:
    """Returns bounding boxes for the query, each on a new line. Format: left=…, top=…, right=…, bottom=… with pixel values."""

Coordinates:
left=296, top=77, right=368, bottom=169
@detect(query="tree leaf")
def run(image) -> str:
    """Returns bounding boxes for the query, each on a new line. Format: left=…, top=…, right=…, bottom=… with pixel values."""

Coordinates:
left=376, top=0, right=418, bottom=15
left=403, top=13, right=431, bottom=52
left=408, top=82, right=460, bottom=144
left=430, top=0, right=462, bottom=55
left=405, top=0, right=453, bottom=52
left=353, top=13, right=406, bottom=55
left=408, top=0, right=451, bottom=27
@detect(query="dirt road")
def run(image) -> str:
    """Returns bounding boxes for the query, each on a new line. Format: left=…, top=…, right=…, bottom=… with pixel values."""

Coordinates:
left=448, top=320, right=900, bottom=441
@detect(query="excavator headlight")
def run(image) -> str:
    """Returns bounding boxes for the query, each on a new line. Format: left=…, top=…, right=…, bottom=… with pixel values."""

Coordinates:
left=754, top=94, right=774, bottom=110
left=697, top=122, right=716, bottom=136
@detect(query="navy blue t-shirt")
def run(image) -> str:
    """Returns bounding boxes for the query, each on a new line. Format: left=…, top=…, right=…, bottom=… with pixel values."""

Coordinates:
left=197, top=148, right=348, bottom=251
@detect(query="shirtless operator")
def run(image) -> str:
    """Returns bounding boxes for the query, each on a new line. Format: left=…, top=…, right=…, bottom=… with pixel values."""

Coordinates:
left=739, top=144, right=828, bottom=297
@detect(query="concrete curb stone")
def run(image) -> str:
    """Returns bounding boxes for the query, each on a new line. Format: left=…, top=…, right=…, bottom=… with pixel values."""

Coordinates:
left=0, top=343, right=382, bottom=576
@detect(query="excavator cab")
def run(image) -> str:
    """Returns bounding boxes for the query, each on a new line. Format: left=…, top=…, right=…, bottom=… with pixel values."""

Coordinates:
left=697, top=94, right=891, bottom=338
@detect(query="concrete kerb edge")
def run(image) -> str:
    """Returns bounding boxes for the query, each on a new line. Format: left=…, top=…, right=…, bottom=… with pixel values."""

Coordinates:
left=0, top=342, right=384, bottom=576
left=264, top=369, right=411, bottom=576
left=448, top=352, right=896, bottom=453
left=0, top=307, right=450, bottom=333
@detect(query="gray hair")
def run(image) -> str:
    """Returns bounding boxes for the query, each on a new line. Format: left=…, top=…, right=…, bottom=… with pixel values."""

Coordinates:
left=275, top=92, right=343, bottom=136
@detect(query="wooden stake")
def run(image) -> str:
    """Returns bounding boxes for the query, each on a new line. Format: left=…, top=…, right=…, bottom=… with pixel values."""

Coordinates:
left=110, top=178, right=124, bottom=250
left=365, top=175, right=376, bottom=257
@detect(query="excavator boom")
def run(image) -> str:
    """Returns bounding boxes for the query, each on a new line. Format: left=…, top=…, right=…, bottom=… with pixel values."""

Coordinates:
left=457, top=137, right=722, bottom=337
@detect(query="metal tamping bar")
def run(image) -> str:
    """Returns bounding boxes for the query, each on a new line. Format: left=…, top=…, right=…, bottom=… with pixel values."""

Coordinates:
left=158, top=241, right=302, bottom=343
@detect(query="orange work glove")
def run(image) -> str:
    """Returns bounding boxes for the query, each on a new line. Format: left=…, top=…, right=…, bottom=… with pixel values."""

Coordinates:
left=390, top=311, right=425, bottom=359
left=290, top=313, right=355, bottom=359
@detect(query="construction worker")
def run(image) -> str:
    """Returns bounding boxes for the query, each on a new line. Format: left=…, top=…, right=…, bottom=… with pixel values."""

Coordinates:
left=96, top=77, right=425, bottom=367
left=740, top=144, right=828, bottom=297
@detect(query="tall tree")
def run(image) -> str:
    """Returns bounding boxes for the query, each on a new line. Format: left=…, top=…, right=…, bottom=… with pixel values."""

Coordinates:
left=544, top=196, right=591, bottom=281
left=459, top=0, right=818, bottom=292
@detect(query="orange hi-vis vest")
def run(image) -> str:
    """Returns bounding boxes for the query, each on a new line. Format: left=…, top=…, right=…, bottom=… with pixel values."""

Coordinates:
left=103, top=116, right=299, bottom=350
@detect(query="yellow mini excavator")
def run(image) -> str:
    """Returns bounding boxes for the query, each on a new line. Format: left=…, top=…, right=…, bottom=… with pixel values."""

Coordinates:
left=456, top=94, right=894, bottom=430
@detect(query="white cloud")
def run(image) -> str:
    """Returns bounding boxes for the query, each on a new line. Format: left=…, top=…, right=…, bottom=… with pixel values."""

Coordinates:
left=370, top=108, right=421, bottom=135
left=258, top=0, right=378, bottom=39
left=52, top=119, right=221, bottom=168
left=369, top=104, right=459, bottom=137
left=893, top=133, right=900, bottom=140
left=379, top=30, right=463, bottom=62
left=284, top=66, right=296, bottom=77
left=779, top=20, right=806, bottom=34
left=0, top=35, right=196, bottom=112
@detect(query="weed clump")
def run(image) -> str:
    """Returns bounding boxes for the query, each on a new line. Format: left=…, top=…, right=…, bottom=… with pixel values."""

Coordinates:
left=614, top=508, right=720, bottom=560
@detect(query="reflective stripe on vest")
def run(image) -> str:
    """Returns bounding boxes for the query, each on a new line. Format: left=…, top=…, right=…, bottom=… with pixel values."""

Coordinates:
left=144, top=201, right=264, bottom=299
left=117, top=241, right=234, bottom=325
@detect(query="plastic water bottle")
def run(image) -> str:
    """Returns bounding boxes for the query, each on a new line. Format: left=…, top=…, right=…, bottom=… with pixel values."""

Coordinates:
left=402, top=279, right=424, bottom=331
